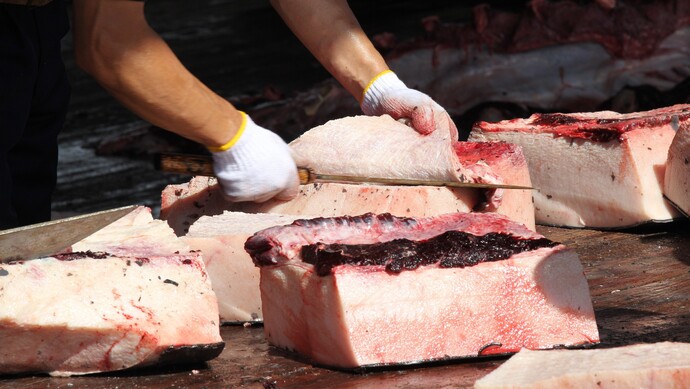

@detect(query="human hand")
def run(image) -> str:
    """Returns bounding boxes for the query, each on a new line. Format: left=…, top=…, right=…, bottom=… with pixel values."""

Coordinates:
left=209, top=112, right=299, bottom=203
left=360, top=70, right=457, bottom=135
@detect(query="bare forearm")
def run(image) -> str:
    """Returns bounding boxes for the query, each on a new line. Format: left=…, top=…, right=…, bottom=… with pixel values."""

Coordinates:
left=270, top=0, right=388, bottom=102
left=72, top=0, right=239, bottom=148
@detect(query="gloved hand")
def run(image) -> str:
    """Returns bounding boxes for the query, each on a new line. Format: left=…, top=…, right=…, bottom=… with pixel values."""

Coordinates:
left=360, top=70, right=457, bottom=135
left=209, top=112, right=299, bottom=203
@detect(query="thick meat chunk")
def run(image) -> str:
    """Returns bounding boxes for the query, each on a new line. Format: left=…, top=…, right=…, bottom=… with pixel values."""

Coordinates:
left=71, top=206, right=190, bottom=256
left=455, top=142, right=534, bottom=230
left=182, top=211, right=301, bottom=323
left=469, top=105, right=689, bottom=228
left=290, top=115, right=471, bottom=184
left=162, top=177, right=485, bottom=234
left=664, top=121, right=690, bottom=218
left=246, top=212, right=599, bottom=369
left=474, top=342, right=690, bottom=388
left=0, top=207, right=223, bottom=376
left=161, top=115, right=534, bottom=235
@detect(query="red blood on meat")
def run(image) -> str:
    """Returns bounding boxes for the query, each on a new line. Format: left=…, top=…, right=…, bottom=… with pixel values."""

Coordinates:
left=301, top=231, right=558, bottom=276
left=54, top=251, right=109, bottom=261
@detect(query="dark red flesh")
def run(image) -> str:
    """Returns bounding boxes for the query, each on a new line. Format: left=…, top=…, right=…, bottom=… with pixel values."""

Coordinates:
left=477, top=105, right=690, bottom=142
left=301, top=231, right=558, bottom=276
left=53, top=251, right=109, bottom=261
left=387, top=0, right=690, bottom=60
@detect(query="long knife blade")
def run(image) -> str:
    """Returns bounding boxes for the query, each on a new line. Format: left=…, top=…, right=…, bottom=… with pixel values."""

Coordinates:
left=0, top=205, right=138, bottom=263
left=155, top=153, right=534, bottom=190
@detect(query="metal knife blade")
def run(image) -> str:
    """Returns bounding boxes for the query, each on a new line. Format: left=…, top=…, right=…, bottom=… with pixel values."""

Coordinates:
left=155, top=153, right=534, bottom=190
left=0, top=205, right=138, bottom=263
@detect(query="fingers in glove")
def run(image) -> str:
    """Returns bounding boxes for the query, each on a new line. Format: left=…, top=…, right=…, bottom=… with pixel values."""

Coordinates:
left=217, top=170, right=298, bottom=203
left=273, top=173, right=300, bottom=201
left=389, top=100, right=457, bottom=137
left=406, top=104, right=437, bottom=135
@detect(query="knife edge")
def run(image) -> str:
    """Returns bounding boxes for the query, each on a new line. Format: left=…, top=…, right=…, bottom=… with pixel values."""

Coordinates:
left=0, top=205, right=138, bottom=263
left=156, top=153, right=534, bottom=190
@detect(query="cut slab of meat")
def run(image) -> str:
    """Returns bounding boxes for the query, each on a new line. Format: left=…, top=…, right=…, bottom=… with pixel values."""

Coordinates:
left=664, top=121, right=690, bottom=218
left=469, top=104, right=689, bottom=228
left=0, top=206, right=223, bottom=377
left=290, top=114, right=513, bottom=214
left=70, top=206, right=190, bottom=256
left=474, top=342, right=690, bottom=388
left=455, top=141, right=534, bottom=230
left=160, top=115, right=535, bottom=235
left=182, top=211, right=302, bottom=324
left=245, top=212, right=599, bottom=370
left=162, top=177, right=484, bottom=235
left=290, top=115, right=470, bottom=184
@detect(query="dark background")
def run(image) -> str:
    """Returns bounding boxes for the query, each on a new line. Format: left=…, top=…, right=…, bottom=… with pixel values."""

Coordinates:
left=55, top=0, right=486, bottom=217
left=54, top=0, right=689, bottom=218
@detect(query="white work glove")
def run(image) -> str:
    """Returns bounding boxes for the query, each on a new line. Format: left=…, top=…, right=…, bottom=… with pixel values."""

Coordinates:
left=360, top=70, right=457, bottom=135
left=209, top=112, right=299, bottom=203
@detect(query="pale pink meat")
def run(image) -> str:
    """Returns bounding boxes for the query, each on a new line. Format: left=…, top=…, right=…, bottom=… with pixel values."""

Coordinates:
left=159, top=116, right=536, bottom=328
left=160, top=115, right=535, bottom=235
left=469, top=105, right=689, bottom=228
left=664, top=121, right=690, bottom=218
left=182, top=211, right=302, bottom=323
left=70, top=206, right=189, bottom=256
left=290, top=115, right=507, bottom=210
left=291, top=115, right=468, bottom=184
left=455, top=142, right=533, bottom=231
left=246, top=212, right=599, bottom=369
left=474, top=342, right=690, bottom=388
left=162, top=177, right=485, bottom=235
left=0, top=206, right=222, bottom=376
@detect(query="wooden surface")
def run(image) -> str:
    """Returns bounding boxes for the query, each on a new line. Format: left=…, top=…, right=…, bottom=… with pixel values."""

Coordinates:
left=2, top=221, right=689, bottom=388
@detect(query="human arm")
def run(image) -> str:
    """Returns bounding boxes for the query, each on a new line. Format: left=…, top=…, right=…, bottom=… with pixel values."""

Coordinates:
left=270, top=0, right=386, bottom=101
left=72, top=0, right=239, bottom=147
left=72, top=0, right=298, bottom=202
left=270, top=0, right=456, bottom=135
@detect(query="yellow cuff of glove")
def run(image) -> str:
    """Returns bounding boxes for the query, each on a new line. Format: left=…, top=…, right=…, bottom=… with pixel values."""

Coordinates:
left=362, top=69, right=394, bottom=102
left=207, top=111, right=248, bottom=153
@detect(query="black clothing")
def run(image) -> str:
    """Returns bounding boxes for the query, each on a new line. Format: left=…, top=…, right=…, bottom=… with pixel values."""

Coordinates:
left=0, top=0, right=70, bottom=229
